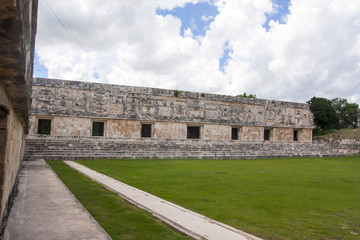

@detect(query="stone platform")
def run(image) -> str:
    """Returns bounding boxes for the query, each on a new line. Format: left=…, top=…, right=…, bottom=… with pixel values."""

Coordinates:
left=24, top=135, right=344, bottom=161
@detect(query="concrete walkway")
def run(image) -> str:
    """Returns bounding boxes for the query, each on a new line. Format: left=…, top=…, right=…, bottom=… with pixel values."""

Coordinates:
left=3, top=160, right=111, bottom=240
left=65, top=161, right=262, bottom=240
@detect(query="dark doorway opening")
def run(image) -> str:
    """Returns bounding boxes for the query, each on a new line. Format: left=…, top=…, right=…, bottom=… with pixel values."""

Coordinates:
left=264, top=129, right=270, bottom=141
left=92, top=121, right=104, bottom=136
left=187, top=126, right=200, bottom=139
left=293, top=130, right=299, bottom=141
left=141, top=124, right=152, bottom=138
left=231, top=128, right=238, bottom=140
left=38, top=119, right=51, bottom=135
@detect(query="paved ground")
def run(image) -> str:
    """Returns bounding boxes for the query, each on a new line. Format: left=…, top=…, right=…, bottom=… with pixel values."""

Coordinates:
left=3, top=159, right=111, bottom=240
left=65, top=161, right=262, bottom=240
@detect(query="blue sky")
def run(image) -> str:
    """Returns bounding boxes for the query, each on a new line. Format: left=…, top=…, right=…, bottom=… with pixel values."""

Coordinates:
left=34, top=52, right=48, bottom=78
left=34, top=0, right=360, bottom=104
left=156, top=2, right=219, bottom=38
left=263, top=0, right=290, bottom=31
left=219, top=41, right=233, bottom=73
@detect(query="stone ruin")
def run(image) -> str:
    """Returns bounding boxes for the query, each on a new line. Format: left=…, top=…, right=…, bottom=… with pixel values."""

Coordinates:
left=23, top=78, right=359, bottom=160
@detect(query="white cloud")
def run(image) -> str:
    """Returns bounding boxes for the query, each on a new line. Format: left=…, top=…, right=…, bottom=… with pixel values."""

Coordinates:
left=201, top=15, right=215, bottom=22
left=183, top=28, right=194, bottom=38
left=35, top=0, right=360, bottom=105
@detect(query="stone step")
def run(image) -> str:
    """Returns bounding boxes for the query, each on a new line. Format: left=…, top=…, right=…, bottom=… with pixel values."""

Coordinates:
left=24, top=136, right=345, bottom=161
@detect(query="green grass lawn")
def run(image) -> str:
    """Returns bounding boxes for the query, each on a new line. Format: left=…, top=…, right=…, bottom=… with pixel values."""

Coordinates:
left=46, top=160, right=191, bottom=240
left=74, top=156, right=360, bottom=240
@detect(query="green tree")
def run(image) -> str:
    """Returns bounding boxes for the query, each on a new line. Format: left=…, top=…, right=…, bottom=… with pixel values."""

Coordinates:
left=236, top=92, right=256, bottom=98
left=331, top=98, right=359, bottom=128
left=307, top=97, right=339, bottom=131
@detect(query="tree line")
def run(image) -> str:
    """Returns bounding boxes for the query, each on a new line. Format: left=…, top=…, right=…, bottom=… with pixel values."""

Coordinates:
left=307, top=97, right=359, bottom=134
left=235, top=93, right=359, bottom=133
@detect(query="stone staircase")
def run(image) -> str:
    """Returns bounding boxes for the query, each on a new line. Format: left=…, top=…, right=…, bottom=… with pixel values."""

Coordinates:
left=23, top=136, right=345, bottom=161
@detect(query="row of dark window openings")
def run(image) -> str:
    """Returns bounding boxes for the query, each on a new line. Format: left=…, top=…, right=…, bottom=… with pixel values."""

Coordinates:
left=233, top=128, right=299, bottom=141
left=38, top=120, right=108, bottom=137
left=263, top=129, right=299, bottom=141
left=38, top=119, right=299, bottom=141
left=38, top=119, right=201, bottom=139
left=37, top=119, right=106, bottom=136
left=143, top=124, right=201, bottom=139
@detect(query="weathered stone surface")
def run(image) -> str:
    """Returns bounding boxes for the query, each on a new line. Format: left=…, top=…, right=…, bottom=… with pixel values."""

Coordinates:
left=24, top=135, right=345, bottom=161
left=26, top=76, right=358, bottom=159
left=0, top=0, right=38, bottom=131
left=313, top=139, right=360, bottom=155
left=0, top=81, right=27, bottom=231
left=31, top=78, right=314, bottom=129
left=0, top=0, right=38, bottom=230
left=29, top=78, right=315, bottom=143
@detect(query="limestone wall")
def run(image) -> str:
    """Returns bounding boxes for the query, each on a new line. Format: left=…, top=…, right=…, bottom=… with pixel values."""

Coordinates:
left=31, top=78, right=314, bottom=128
left=273, top=128, right=294, bottom=142
left=203, top=124, right=230, bottom=140
left=313, top=139, right=360, bottom=155
left=29, top=115, right=315, bottom=143
left=107, top=119, right=141, bottom=138
left=30, top=78, right=314, bottom=143
left=299, top=129, right=313, bottom=142
left=0, top=83, right=26, bottom=226
left=242, top=126, right=263, bottom=142
left=154, top=122, right=186, bottom=139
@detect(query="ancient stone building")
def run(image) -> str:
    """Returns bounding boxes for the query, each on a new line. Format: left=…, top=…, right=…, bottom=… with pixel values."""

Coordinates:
left=24, top=78, right=351, bottom=160
left=29, top=78, right=315, bottom=142
left=0, top=0, right=38, bottom=229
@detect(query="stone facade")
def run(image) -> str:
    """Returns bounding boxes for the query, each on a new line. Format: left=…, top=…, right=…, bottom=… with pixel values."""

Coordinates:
left=29, top=78, right=314, bottom=143
left=0, top=0, right=38, bottom=230
left=23, top=78, right=332, bottom=160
